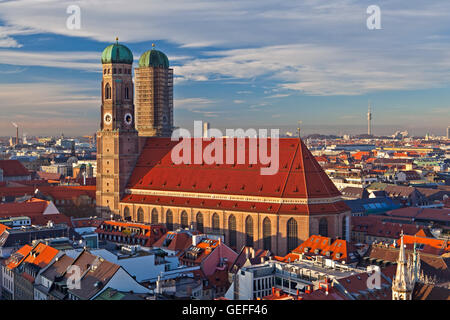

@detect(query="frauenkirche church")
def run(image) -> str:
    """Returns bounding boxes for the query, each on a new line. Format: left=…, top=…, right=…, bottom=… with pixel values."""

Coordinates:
left=96, top=40, right=351, bottom=256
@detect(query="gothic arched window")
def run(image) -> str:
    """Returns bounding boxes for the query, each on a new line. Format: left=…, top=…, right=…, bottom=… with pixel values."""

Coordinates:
left=166, top=210, right=173, bottom=231
left=196, top=212, right=204, bottom=233
left=123, top=206, right=131, bottom=221
left=105, top=83, right=111, bottom=100
left=228, top=215, right=237, bottom=248
left=151, top=208, right=158, bottom=224
left=245, top=216, right=253, bottom=247
left=125, top=87, right=129, bottom=100
left=319, top=218, right=328, bottom=237
left=212, top=213, right=220, bottom=232
left=287, top=218, right=298, bottom=252
left=137, top=207, right=144, bottom=223
left=180, top=211, right=188, bottom=229
left=263, top=217, right=271, bottom=251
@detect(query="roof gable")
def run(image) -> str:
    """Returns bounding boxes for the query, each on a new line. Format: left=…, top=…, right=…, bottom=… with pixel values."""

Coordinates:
left=0, top=160, right=30, bottom=177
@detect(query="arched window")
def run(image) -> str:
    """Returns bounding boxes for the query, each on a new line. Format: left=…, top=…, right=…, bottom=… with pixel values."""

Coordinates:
left=228, top=215, right=237, bottom=248
left=166, top=210, right=173, bottom=231
left=212, top=213, right=220, bottom=232
left=245, top=216, right=253, bottom=247
left=123, top=206, right=131, bottom=221
left=105, top=83, right=111, bottom=100
left=180, top=211, right=188, bottom=229
left=319, top=218, right=328, bottom=237
left=342, top=216, right=347, bottom=240
left=137, top=207, right=144, bottom=223
left=151, top=208, right=158, bottom=224
left=263, top=217, right=271, bottom=251
left=196, top=212, right=204, bottom=233
left=125, top=87, right=130, bottom=100
left=287, top=218, right=298, bottom=252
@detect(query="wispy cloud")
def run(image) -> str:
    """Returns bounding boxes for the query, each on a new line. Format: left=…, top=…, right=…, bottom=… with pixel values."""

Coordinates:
left=266, top=93, right=291, bottom=99
left=176, top=43, right=450, bottom=95
left=174, top=97, right=217, bottom=110
left=0, top=50, right=99, bottom=71
left=0, top=82, right=98, bottom=135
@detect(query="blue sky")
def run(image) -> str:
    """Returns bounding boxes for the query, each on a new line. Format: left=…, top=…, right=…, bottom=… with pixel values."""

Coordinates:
left=0, top=0, right=449, bottom=137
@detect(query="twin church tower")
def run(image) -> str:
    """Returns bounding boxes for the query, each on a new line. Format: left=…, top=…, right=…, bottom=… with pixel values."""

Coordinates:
left=96, top=39, right=173, bottom=217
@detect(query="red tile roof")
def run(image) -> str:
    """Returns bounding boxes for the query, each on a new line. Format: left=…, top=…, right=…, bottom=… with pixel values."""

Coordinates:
left=336, top=265, right=395, bottom=300
left=290, top=235, right=356, bottom=262
left=386, top=207, right=450, bottom=223
left=0, top=185, right=96, bottom=200
left=0, top=198, right=49, bottom=216
left=6, top=245, right=32, bottom=269
left=96, top=220, right=167, bottom=247
left=0, top=198, right=71, bottom=226
left=398, top=235, right=450, bottom=254
left=71, top=217, right=104, bottom=228
left=124, top=137, right=348, bottom=216
left=152, top=231, right=193, bottom=253
left=0, top=160, right=30, bottom=177
left=180, top=238, right=219, bottom=265
left=0, top=223, right=10, bottom=234
left=23, top=242, right=59, bottom=268
left=352, top=215, right=424, bottom=239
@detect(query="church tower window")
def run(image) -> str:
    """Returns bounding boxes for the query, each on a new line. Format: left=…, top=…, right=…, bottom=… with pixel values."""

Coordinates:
left=105, top=83, right=111, bottom=100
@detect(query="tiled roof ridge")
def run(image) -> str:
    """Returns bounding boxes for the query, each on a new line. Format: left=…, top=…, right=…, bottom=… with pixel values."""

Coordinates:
left=298, top=140, right=310, bottom=215
left=279, top=139, right=300, bottom=212
left=371, top=243, right=447, bottom=259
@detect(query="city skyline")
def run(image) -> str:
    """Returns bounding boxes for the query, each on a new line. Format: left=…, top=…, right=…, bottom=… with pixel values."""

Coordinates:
left=0, top=0, right=450, bottom=136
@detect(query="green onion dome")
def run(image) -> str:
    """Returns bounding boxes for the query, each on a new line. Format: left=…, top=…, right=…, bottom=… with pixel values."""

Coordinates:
left=101, top=38, right=133, bottom=64
left=138, top=44, right=169, bottom=68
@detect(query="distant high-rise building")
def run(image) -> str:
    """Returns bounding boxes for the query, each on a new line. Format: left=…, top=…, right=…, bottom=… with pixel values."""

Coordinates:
left=447, top=126, right=450, bottom=139
left=135, top=44, right=174, bottom=137
left=203, top=122, right=210, bottom=138
left=367, top=102, right=372, bottom=136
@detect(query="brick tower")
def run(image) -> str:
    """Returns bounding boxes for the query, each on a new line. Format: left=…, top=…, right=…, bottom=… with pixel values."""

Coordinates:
left=96, top=39, right=140, bottom=218
left=135, top=44, right=174, bottom=137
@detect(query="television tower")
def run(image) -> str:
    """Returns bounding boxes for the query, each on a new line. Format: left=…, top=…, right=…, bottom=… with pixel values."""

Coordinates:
left=367, top=102, right=372, bottom=136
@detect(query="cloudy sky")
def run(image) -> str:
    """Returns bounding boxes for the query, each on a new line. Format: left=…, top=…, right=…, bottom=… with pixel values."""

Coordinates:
left=0, top=0, right=449, bottom=137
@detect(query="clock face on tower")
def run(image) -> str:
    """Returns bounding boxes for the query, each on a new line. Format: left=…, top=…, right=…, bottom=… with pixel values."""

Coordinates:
left=124, top=113, right=133, bottom=125
left=104, top=112, right=112, bottom=125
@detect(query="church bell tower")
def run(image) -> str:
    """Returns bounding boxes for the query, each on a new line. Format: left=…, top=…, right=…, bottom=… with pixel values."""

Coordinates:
left=96, top=38, right=139, bottom=218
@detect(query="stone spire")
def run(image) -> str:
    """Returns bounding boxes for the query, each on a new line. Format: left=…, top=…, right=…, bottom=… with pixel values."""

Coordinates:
left=392, top=231, right=414, bottom=300
left=410, top=241, right=421, bottom=283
